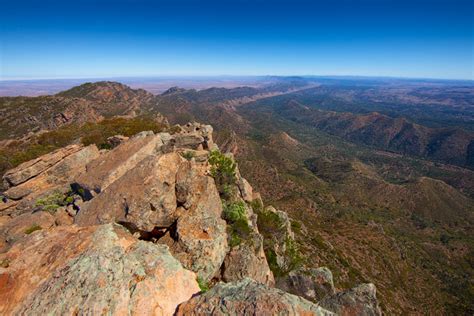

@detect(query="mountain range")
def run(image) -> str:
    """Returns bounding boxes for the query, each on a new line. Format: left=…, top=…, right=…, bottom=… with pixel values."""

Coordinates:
left=0, top=77, right=473, bottom=314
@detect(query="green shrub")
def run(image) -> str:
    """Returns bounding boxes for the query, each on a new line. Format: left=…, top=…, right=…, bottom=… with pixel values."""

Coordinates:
left=223, top=201, right=251, bottom=247
left=250, top=199, right=264, bottom=213
left=256, top=208, right=285, bottom=239
left=284, top=237, right=303, bottom=271
left=265, top=249, right=280, bottom=275
left=35, top=191, right=73, bottom=213
left=290, top=220, right=302, bottom=234
left=209, top=150, right=236, bottom=195
left=25, top=224, right=42, bottom=235
left=223, top=201, right=246, bottom=222
left=181, top=151, right=195, bottom=161
left=197, top=276, right=210, bottom=292
left=228, top=233, right=242, bottom=248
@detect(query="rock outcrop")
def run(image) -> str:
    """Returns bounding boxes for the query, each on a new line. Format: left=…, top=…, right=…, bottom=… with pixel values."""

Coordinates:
left=276, top=267, right=336, bottom=303
left=319, top=283, right=382, bottom=316
left=1, top=144, right=99, bottom=215
left=176, top=278, right=334, bottom=315
left=221, top=202, right=275, bottom=286
left=0, top=224, right=199, bottom=315
left=0, top=211, right=55, bottom=253
left=0, top=120, right=382, bottom=315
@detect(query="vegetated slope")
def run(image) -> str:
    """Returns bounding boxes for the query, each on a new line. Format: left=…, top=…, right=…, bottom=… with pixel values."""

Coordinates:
left=0, top=122, right=382, bottom=315
left=259, top=98, right=474, bottom=169
left=231, top=119, right=474, bottom=314
left=149, top=85, right=474, bottom=314
left=281, top=84, right=474, bottom=131
left=1, top=80, right=473, bottom=314
left=0, top=81, right=156, bottom=140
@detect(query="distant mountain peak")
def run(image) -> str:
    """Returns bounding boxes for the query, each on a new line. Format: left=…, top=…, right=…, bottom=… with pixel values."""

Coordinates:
left=56, top=81, right=152, bottom=102
left=161, top=86, right=186, bottom=95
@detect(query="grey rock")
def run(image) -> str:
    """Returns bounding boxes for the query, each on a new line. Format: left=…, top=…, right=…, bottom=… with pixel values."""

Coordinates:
left=319, top=283, right=382, bottom=316
left=3, top=145, right=83, bottom=187
left=176, top=278, right=334, bottom=316
left=276, top=267, right=336, bottom=302
left=0, top=224, right=200, bottom=315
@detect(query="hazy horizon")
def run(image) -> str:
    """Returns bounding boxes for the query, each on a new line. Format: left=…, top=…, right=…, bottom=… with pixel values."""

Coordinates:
left=1, top=74, right=472, bottom=97
left=1, top=0, right=473, bottom=80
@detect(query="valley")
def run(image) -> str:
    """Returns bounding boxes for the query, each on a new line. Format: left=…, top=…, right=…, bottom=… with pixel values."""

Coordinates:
left=0, top=77, right=473, bottom=314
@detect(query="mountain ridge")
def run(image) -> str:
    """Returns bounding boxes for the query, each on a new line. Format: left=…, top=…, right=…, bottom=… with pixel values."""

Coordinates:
left=0, top=80, right=473, bottom=313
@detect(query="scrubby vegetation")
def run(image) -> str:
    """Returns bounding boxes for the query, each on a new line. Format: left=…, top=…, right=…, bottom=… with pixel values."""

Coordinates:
left=208, top=150, right=236, bottom=197
left=256, top=207, right=303, bottom=277
left=34, top=191, right=74, bottom=213
left=223, top=201, right=251, bottom=247
left=196, top=276, right=210, bottom=293
left=24, top=224, right=42, bottom=235
left=181, top=151, right=195, bottom=161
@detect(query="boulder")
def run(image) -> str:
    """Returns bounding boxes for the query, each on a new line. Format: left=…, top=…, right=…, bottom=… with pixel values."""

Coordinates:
left=237, top=176, right=253, bottom=203
left=222, top=241, right=275, bottom=286
left=0, top=211, right=55, bottom=253
left=176, top=278, right=334, bottom=315
left=0, top=224, right=200, bottom=315
left=106, top=134, right=129, bottom=148
left=1, top=145, right=99, bottom=215
left=161, top=160, right=228, bottom=280
left=319, top=283, right=382, bottom=316
left=2, top=144, right=83, bottom=188
left=75, top=152, right=182, bottom=231
left=173, top=134, right=205, bottom=150
left=54, top=208, right=74, bottom=226
left=276, top=267, right=336, bottom=302
left=177, top=122, right=214, bottom=150
left=74, top=133, right=167, bottom=194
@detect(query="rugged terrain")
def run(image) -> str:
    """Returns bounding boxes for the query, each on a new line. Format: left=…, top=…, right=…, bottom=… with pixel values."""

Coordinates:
left=0, top=121, right=381, bottom=315
left=0, top=78, right=473, bottom=314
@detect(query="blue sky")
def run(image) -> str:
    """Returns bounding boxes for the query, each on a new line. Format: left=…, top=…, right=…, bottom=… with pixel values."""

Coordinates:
left=1, top=0, right=472, bottom=79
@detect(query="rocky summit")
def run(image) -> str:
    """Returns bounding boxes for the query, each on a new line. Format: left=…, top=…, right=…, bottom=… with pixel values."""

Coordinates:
left=0, top=122, right=381, bottom=315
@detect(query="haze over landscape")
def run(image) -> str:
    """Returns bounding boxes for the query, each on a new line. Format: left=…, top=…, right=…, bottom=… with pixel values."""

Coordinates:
left=0, top=0, right=473, bottom=315
left=1, top=0, right=473, bottom=80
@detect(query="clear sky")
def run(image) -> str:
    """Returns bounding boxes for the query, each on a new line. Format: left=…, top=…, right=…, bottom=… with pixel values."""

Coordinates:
left=1, top=0, right=472, bottom=80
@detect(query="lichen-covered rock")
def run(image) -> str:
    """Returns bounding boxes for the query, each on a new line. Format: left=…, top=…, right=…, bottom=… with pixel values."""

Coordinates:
left=319, top=283, right=382, bottom=316
left=176, top=278, right=334, bottom=316
left=169, top=210, right=228, bottom=281
left=1, top=144, right=99, bottom=215
left=257, top=206, right=298, bottom=274
left=161, top=160, right=228, bottom=280
left=2, top=144, right=84, bottom=188
left=0, top=211, right=55, bottom=252
left=75, top=133, right=167, bottom=194
left=237, top=175, right=254, bottom=203
left=222, top=241, right=275, bottom=286
left=276, top=267, right=336, bottom=302
left=0, top=224, right=199, bottom=315
left=75, top=152, right=182, bottom=231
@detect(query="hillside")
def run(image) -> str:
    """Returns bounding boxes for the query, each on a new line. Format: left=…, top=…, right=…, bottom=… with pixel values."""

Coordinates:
left=0, top=82, right=158, bottom=141
left=0, top=122, right=381, bottom=315
left=0, top=80, right=473, bottom=314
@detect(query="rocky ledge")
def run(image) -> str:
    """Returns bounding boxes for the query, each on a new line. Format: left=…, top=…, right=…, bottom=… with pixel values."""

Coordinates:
left=0, top=122, right=381, bottom=315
